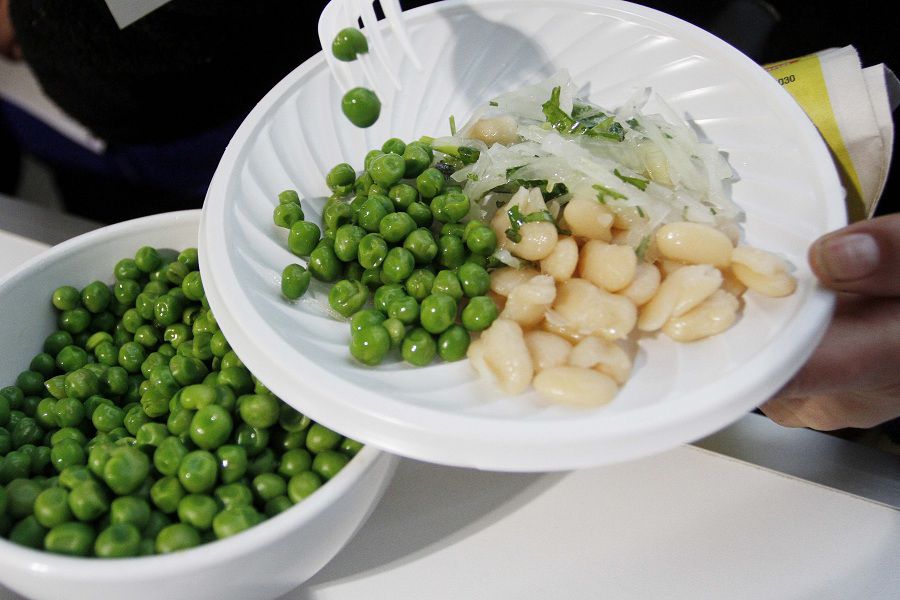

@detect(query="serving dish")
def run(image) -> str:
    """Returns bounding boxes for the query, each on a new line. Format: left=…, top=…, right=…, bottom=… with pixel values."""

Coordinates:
left=200, top=0, right=845, bottom=471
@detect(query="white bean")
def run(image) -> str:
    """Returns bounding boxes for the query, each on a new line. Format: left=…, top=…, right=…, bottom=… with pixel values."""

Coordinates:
left=562, top=196, right=614, bottom=241
left=655, top=222, right=733, bottom=267
left=510, top=221, right=558, bottom=261
left=662, top=290, right=740, bottom=342
left=500, top=274, right=556, bottom=327
left=478, top=319, right=534, bottom=395
left=568, top=336, right=632, bottom=384
left=533, top=366, right=618, bottom=407
left=540, top=236, right=579, bottom=281
left=468, top=115, right=519, bottom=146
left=524, top=330, right=572, bottom=372
left=619, top=262, right=661, bottom=306
left=731, top=246, right=796, bottom=297
left=638, top=264, right=722, bottom=331
left=578, top=240, right=637, bottom=292
left=548, top=278, right=637, bottom=341
left=490, top=266, right=540, bottom=297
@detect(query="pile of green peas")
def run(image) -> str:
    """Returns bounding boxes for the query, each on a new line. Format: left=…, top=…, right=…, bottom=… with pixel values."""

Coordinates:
left=0, top=246, right=361, bottom=558
left=275, top=136, right=501, bottom=367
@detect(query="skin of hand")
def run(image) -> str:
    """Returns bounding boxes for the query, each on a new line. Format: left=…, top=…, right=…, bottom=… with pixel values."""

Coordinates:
left=0, top=0, right=21, bottom=60
left=760, top=213, right=900, bottom=430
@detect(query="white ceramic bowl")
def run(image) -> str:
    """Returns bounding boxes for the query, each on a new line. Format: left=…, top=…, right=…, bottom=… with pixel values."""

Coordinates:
left=0, top=210, right=398, bottom=600
left=200, top=0, right=845, bottom=471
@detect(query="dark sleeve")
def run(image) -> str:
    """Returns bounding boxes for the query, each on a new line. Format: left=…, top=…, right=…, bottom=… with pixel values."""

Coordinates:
left=10, top=0, right=326, bottom=144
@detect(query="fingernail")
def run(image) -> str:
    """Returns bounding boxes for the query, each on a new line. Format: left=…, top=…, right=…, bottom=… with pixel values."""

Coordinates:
left=817, top=233, right=880, bottom=282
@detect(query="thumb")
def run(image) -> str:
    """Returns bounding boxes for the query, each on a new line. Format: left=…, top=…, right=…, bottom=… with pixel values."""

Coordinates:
left=809, top=213, right=900, bottom=296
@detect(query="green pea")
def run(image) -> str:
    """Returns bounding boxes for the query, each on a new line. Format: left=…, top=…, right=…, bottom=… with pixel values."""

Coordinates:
left=190, top=404, right=233, bottom=450
left=456, top=262, right=490, bottom=297
left=264, top=495, right=293, bottom=517
left=51, top=427, right=87, bottom=447
left=461, top=295, right=499, bottom=331
left=342, top=87, right=381, bottom=127
left=382, top=317, right=406, bottom=349
left=329, top=225, right=363, bottom=264
left=156, top=522, right=201, bottom=554
left=276, top=448, right=311, bottom=479
left=215, top=444, right=247, bottom=484
left=134, top=246, right=162, bottom=273
left=357, top=233, right=388, bottom=270
left=379, top=212, right=417, bottom=244
left=33, top=486, right=72, bottom=528
left=287, top=471, right=322, bottom=503
left=388, top=182, right=418, bottom=211
left=274, top=190, right=299, bottom=206
left=53, top=398, right=84, bottom=429
left=340, top=437, right=365, bottom=457
left=326, top=162, right=357, bottom=194
left=43, top=331, right=73, bottom=357
left=305, top=423, right=342, bottom=454
left=275, top=263, right=311, bottom=302
left=308, top=240, right=342, bottom=282
left=380, top=247, right=415, bottom=284
left=103, top=446, right=150, bottom=495
left=405, top=269, right=437, bottom=301
left=91, top=402, right=124, bottom=434
left=370, top=283, right=403, bottom=315
left=78, top=280, right=111, bottom=314
left=220, top=350, right=245, bottom=371
left=177, top=248, right=199, bottom=270
left=323, top=200, right=354, bottom=235
left=420, top=294, right=457, bottom=334
left=431, top=191, right=471, bottom=224
left=288, top=220, right=321, bottom=257
left=178, top=450, right=218, bottom=494
left=95, top=522, right=141, bottom=557
left=51, top=285, right=81, bottom=311
left=0, top=450, right=28, bottom=483
left=415, top=167, right=445, bottom=199
left=401, top=327, right=438, bottom=367
left=354, top=171, right=374, bottom=195
left=213, top=505, right=262, bottom=539
left=28, top=352, right=56, bottom=379
left=349, top=325, right=391, bottom=366
left=387, top=296, right=420, bottom=325
left=349, top=308, right=386, bottom=334
left=214, top=483, right=254, bottom=510
left=5, top=478, right=41, bottom=519
left=210, top=331, right=230, bottom=358
left=331, top=27, right=368, bottom=61
left=164, top=260, right=190, bottom=286
left=432, top=270, right=464, bottom=300
left=15, top=370, right=44, bottom=397
left=0, top=393, right=11, bottom=426
left=369, top=152, right=407, bottom=189
left=9, top=515, right=47, bottom=549
left=154, top=436, right=188, bottom=476
left=466, top=223, right=498, bottom=255
left=35, top=397, right=58, bottom=429
left=180, top=270, right=205, bottom=301
left=440, top=222, right=466, bottom=239
left=327, top=279, right=369, bottom=318
left=68, top=479, right=109, bottom=521
left=154, top=294, right=186, bottom=327
left=12, top=416, right=42, bottom=447
left=135, top=422, right=169, bottom=448
left=355, top=196, right=388, bottom=233
left=44, top=521, right=95, bottom=556
left=438, top=325, right=471, bottom=361
left=403, top=142, right=432, bottom=178
left=312, top=450, right=350, bottom=481
left=361, top=267, right=383, bottom=289
left=168, top=355, right=208, bottom=387
left=273, top=202, right=304, bottom=229
left=50, top=438, right=86, bottom=473
left=215, top=367, right=251, bottom=397
left=236, top=394, right=279, bottom=430
left=113, top=258, right=140, bottom=281
left=405, top=201, right=433, bottom=228
left=177, top=494, right=218, bottom=530
left=123, top=405, right=150, bottom=436
left=149, top=476, right=185, bottom=515
left=61, top=368, right=98, bottom=401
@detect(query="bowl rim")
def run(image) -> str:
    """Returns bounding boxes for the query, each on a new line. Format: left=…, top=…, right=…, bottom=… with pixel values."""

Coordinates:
left=0, top=209, right=388, bottom=579
left=200, top=0, right=845, bottom=470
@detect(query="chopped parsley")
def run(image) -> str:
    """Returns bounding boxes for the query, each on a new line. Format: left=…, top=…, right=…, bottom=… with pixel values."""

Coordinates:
left=592, top=183, right=627, bottom=201
left=613, top=168, right=649, bottom=191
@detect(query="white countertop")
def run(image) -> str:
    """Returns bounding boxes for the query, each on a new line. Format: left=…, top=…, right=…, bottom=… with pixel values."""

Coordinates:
left=1, top=198, right=898, bottom=599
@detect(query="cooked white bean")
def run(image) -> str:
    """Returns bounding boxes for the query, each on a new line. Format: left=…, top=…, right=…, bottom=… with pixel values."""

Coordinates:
left=468, top=115, right=519, bottom=146
left=578, top=240, right=637, bottom=292
left=655, top=222, right=733, bottom=267
left=524, top=330, right=572, bottom=372
left=720, top=267, right=747, bottom=298
left=731, top=246, right=796, bottom=297
left=501, top=275, right=556, bottom=327
left=638, top=264, right=722, bottom=331
left=562, top=196, right=614, bottom=241
left=619, top=262, right=661, bottom=306
left=662, top=290, right=740, bottom=342
left=533, top=366, right=618, bottom=407
left=568, top=336, right=632, bottom=384
left=509, top=221, right=558, bottom=261
left=548, top=278, right=637, bottom=340
left=540, top=236, right=579, bottom=281
left=478, top=319, right=534, bottom=395
left=490, top=266, right=540, bottom=297
left=466, top=340, right=491, bottom=380
left=612, top=206, right=646, bottom=231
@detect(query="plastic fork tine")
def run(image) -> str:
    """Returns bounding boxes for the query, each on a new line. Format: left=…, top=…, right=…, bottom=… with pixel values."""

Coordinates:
left=355, top=0, right=403, bottom=92
left=317, top=1, right=355, bottom=92
left=380, top=0, right=422, bottom=71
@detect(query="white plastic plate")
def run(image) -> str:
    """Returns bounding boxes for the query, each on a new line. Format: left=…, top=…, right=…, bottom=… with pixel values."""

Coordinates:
left=200, top=0, right=845, bottom=471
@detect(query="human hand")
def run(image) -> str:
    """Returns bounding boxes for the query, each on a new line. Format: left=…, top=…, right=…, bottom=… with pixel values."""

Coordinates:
left=760, top=213, right=900, bottom=430
left=0, top=0, right=21, bottom=60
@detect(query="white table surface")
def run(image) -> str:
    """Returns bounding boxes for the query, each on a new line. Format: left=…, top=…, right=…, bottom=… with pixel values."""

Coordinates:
left=1, top=200, right=898, bottom=599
